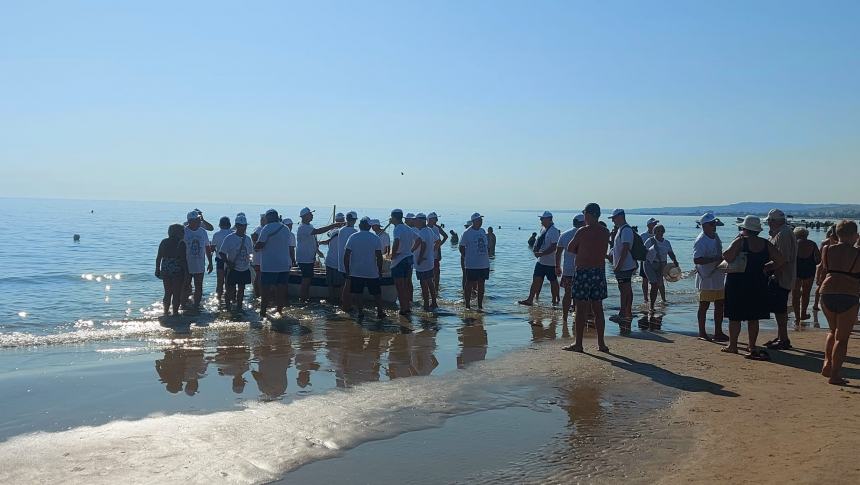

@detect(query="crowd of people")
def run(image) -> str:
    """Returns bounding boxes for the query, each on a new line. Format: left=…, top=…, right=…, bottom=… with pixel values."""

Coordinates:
left=155, top=203, right=859, bottom=386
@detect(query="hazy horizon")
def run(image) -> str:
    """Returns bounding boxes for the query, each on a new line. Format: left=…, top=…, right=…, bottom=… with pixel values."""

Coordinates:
left=2, top=1, right=858, bottom=208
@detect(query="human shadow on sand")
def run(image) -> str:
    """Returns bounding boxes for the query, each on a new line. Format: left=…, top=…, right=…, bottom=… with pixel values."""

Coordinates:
left=764, top=346, right=860, bottom=382
left=589, top=352, right=739, bottom=397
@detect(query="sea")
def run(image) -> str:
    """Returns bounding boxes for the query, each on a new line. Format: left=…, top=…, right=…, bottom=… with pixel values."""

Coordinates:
left=0, top=197, right=816, bottom=482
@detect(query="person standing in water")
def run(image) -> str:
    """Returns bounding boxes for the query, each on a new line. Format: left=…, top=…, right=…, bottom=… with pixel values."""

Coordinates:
left=296, top=207, right=343, bottom=302
left=337, top=211, right=359, bottom=307
left=251, top=214, right=265, bottom=298
left=414, top=213, right=439, bottom=311
left=607, top=209, right=637, bottom=324
left=639, top=218, right=659, bottom=304
left=643, top=224, right=680, bottom=312
left=371, top=219, right=390, bottom=256
left=211, top=216, right=233, bottom=302
left=342, top=217, right=386, bottom=319
left=218, top=214, right=254, bottom=312
left=486, top=226, right=496, bottom=257
left=427, top=212, right=448, bottom=293
left=459, top=213, right=490, bottom=310
left=557, top=214, right=585, bottom=323
left=156, top=224, right=188, bottom=316
left=255, top=209, right=295, bottom=318
left=693, top=211, right=729, bottom=341
left=321, top=213, right=346, bottom=303
left=519, top=211, right=560, bottom=306
left=183, top=211, right=212, bottom=311
left=764, top=209, right=796, bottom=350
left=792, top=226, right=821, bottom=324
left=389, top=209, right=419, bottom=315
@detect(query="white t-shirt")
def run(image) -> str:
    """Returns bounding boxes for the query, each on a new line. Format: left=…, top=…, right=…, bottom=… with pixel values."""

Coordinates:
left=252, top=226, right=263, bottom=267
left=288, top=229, right=296, bottom=249
left=611, top=225, right=637, bottom=271
left=693, top=232, right=726, bottom=291
left=324, top=229, right=340, bottom=268
left=376, top=230, right=391, bottom=252
left=211, top=228, right=232, bottom=256
left=218, top=233, right=254, bottom=272
left=337, top=225, right=358, bottom=273
left=536, top=225, right=561, bottom=267
left=344, top=230, right=383, bottom=278
left=296, top=223, right=318, bottom=264
left=184, top=227, right=209, bottom=274
left=558, top=227, right=578, bottom=277
left=645, top=237, right=673, bottom=263
left=391, top=223, right=417, bottom=266
left=459, top=227, right=490, bottom=270
left=415, top=227, right=437, bottom=272
left=258, top=222, right=292, bottom=272
left=429, top=225, right=442, bottom=260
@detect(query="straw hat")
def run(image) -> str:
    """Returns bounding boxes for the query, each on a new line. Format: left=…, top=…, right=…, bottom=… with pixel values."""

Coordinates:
left=738, top=215, right=763, bottom=233
left=663, top=264, right=682, bottom=282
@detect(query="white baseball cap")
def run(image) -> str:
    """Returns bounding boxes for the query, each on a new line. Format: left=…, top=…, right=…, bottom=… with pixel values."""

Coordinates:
left=300, top=207, right=314, bottom=217
left=360, top=216, right=371, bottom=224
left=283, top=218, right=293, bottom=225
left=335, top=212, right=345, bottom=222
left=391, top=208, right=403, bottom=217
left=609, top=208, right=625, bottom=218
left=573, top=214, right=586, bottom=224
left=699, top=211, right=717, bottom=225
left=346, top=211, right=358, bottom=220
left=427, top=212, right=438, bottom=220
left=235, top=214, right=248, bottom=225
left=405, top=212, right=416, bottom=219
left=470, top=212, right=483, bottom=222
left=416, top=213, right=427, bottom=220
left=187, top=211, right=201, bottom=222
left=370, top=219, right=381, bottom=226
left=540, top=211, right=553, bottom=219
left=646, top=217, right=659, bottom=225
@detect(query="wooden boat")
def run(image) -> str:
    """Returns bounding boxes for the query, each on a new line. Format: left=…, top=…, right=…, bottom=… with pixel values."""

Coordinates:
left=286, top=261, right=398, bottom=303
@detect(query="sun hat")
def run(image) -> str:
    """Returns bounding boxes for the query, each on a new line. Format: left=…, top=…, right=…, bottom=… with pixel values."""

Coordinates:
left=540, top=210, right=553, bottom=219
left=427, top=212, right=438, bottom=220
left=346, top=211, right=358, bottom=220
left=609, top=208, right=625, bottom=219
left=470, top=212, right=483, bottom=222
left=335, top=212, right=345, bottom=222
left=646, top=217, right=659, bottom=226
left=186, top=211, right=199, bottom=222
left=738, top=215, right=763, bottom=232
left=663, top=264, right=682, bottom=282
left=235, top=214, right=248, bottom=225
left=300, top=207, right=314, bottom=217
left=699, top=211, right=717, bottom=225
left=765, top=209, right=786, bottom=222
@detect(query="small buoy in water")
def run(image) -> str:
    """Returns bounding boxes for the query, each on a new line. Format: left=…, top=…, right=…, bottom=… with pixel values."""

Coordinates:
left=73, top=234, right=80, bottom=242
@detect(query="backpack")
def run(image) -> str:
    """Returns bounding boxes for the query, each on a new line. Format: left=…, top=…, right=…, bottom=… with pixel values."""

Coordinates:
left=625, top=225, right=648, bottom=261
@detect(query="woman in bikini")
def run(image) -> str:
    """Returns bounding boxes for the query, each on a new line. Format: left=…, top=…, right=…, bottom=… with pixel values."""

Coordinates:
left=155, top=224, right=188, bottom=316
left=792, top=227, right=821, bottom=324
left=813, top=225, right=838, bottom=315
left=819, top=220, right=860, bottom=386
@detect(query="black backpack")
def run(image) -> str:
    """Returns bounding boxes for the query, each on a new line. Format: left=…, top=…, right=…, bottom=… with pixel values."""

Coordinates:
left=623, top=225, right=648, bottom=261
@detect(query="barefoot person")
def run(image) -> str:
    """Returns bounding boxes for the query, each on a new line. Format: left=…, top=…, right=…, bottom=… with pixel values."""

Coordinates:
left=639, top=218, right=659, bottom=304
left=557, top=214, right=585, bottom=323
left=518, top=211, right=560, bottom=306
left=693, top=211, right=728, bottom=341
left=255, top=209, right=295, bottom=318
left=371, top=219, right=390, bottom=256
left=608, top=209, right=637, bottom=323
left=813, top=226, right=838, bottom=313
left=414, top=213, right=439, bottom=311
left=459, top=213, right=490, bottom=310
left=427, top=212, right=448, bottom=293
left=792, top=227, right=821, bottom=324
left=389, top=209, right=420, bottom=315
left=296, top=207, right=343, bottom=302
left=819, top=220, right=860, bottom=386
left=336, top=211, right=359, bottom=307
left=211, top=216, right=233, bottom=301
left=764, top=209, right=797, bottom=350
left=722, top=216, right=784, bottom=360
left=342, top=217, right=386, bottom=319
left=183, top=211, right=213, bottom=311
left=564, top=203, right=610, bottom=353
left=155, top=224, right=188, bottom=316
left=320, top=213, right=346, bottom=303
left=643, top=224, right=680, bottom=312
left=486, top=226, right=496, bottom=257
left=217, top=214, right=254, bottom=312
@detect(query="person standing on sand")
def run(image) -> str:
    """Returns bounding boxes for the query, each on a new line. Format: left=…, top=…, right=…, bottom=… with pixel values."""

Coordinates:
left=342, top=217, right=386, bottom=319
left=390, top=209, right=420, bottom=315
left=155, top=224, right=188, bottom=316
left=211, top=216, right=232, bottom=302
left=693, top=211, right=729, bottom=341
left=563, top=203, right=610, bottom=353
left=639, top=218, right=659, bottom=304
left=607, top=209, right=637, bottom=324
left=557, top=214, right=585, bottom=323
left=722, top=216, right=785, bottom=360
left=371, top=219, right=390, bottom=256
left=486, top=226, right=496, bottom=257
left=427, top=212, right=447, bottom=293
left=320, top=213, right=346, bottom=303
left=764, top=209, right=797, bottom=350
left=818, top=220, right=860, bottom=386
left=793, top=227, right=820, bottom=324
left=183, top=211, right=212, bottom=311
left=255, top=209, right=295, bottom=319
left=296, top=207, right=343, bottom=302
left=414, top=213, right=439, bottom=311
left=217, top=214, right=254, bottom=312
left=459, top=213, right=490, bottom=310
left=643, top=224, right=680, bottom=312
left=518, top=211, right=561, bottom=306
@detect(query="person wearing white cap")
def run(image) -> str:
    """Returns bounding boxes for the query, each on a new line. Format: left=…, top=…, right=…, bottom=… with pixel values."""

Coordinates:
left=693, top=211, right=728, bottom=341
left=643, top=224, right=680, bottom=313
left=764, top=208, right=797, bottom=350
left=296, top=207, right=344, bottom=301
left=518, top=211, right=561, bottom=306
left=639, top=217, right=660, bottom=304
left=389, top=208, right=420, bottom=315
left=722, top=215, right=785, bottom=359
left=556, top=214, right=585, bottom=322
left=336, top=211, right=359, bottom=307
left=427, top=212, right=448, bottom=292
left=211, top=216, right=233, bottom=302
left=183, top=211, right=213, bottom=311
left=320, top=212, right=346, bottom=302
left=184, top=208, right=214, bottom=232
left=413, top=213, right=438, bottom=310
left=283, top=217, right=297, bottom=262
left=342, top=217, right=386, bottom=319
left=460, top=212, right=490, bottom=310
left=255, top=209, right=295, bottom=318
left=217, top=213, right=254, bottom=312
left=608, top=208, right=637, bottom=323
left=371, top=219, right=390, bottom=256
left=251, top=214, right=266, bottom=298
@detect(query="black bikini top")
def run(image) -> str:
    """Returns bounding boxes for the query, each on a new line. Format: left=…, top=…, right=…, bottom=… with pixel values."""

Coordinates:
left=826, top=246, right=860, bottom=279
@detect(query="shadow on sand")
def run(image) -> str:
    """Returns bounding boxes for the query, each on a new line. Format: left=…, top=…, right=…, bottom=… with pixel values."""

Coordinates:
left=766, top=346, right=860, bottom=383
left=589, top=352, right=740, bottom=397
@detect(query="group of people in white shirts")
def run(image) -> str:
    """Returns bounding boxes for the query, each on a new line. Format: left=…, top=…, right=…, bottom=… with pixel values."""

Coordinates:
left=164, top=207, right=493, bottom=320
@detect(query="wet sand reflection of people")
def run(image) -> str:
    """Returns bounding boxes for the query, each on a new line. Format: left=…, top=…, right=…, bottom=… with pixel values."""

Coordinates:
left=214, top=332, right=250, bottom=394
left=386, top=329, right=439, bottom=379
left=251, top=330, right=293, bottom=399
left=155, top=343, right=208, bottom=396
left=326, top=320, right=383, bottom=387
left=561, top=384, right=604, bottom=437
left=528, top=310, right=563, bottom=341
left=294, top=334, right=321, bottom=389
left=457, top=316, right=488, bottom=369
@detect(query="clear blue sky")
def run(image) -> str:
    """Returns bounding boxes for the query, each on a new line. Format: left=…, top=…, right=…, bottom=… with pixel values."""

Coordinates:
left=1, top=1, right=858, bottom=209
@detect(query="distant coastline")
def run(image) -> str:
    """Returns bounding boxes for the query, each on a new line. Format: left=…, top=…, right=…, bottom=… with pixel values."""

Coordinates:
left=513, top=202, right=860, bottom=219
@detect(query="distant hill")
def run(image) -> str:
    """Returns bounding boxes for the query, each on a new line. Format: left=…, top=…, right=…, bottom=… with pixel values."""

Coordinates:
left=627, top=202, right=860, bottom=219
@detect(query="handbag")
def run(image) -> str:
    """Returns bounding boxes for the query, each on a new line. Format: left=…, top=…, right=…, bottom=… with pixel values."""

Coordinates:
left=725, top=238, right=748, bottom=274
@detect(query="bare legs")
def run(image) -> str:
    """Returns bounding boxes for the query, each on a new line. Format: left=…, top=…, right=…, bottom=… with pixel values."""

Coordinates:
left=822, top=304, right=858, bottom=385
left=792, top=278, right=813, bottom=322
left=183, top=273, right=204, bottom=309
left=300, top=277, right=312, bottom=301
left=464, top=279, right=485, bottom=310
left=562, top=283, right=573, bottom=323
left=723, top=319, right=759, bottom=353
left=225, top=283, right=246, bottom=312
left=163, top=277, right=184, bottom=315
left=566, top=300, right=607, bottom=352
left=395, top=277, right=411, bottom=315
left=618, top=281, right=633, bottom=320
left=697, top=300, right=727, bottom=340
left=420, top=277, right=438, bottom=311
left=519, top=276, right=558, bottom=306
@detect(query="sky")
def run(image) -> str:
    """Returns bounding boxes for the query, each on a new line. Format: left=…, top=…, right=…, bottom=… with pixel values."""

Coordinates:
left=1, top=0, right=858, bottom=210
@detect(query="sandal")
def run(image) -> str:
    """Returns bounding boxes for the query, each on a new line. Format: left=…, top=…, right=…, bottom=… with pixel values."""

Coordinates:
left=562, top=344, right=584, bottom=353
left=745, top=349, right=771, bottom=361
left=828, top=378, right=850, bottom=386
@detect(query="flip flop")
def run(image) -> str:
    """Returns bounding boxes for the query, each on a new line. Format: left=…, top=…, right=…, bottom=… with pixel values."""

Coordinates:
left=720, top=347, right=738, bottom=354
left=598, top=345, right=610, bottom=353
left=517, top=300, right=533, bottom=306
left=829, top=378, right=849, bottom=386
left=562, top=344, right=584, bottom=352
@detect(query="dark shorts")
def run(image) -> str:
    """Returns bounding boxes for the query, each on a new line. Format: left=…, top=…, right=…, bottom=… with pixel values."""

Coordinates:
left=298, top=263, right=315, bottom=278
left=465, top=268, right=490, bottom=282
left=416, top=269, right=434, bottom=281
left=560, top=275, right=574, bottom=289
left=613, top=268, right=635, bottom=284
left=350, top=276, right=381, bottom=295
left=767, top=279, right=791, bottom=314
left=391, top=256, right=413, bottom=279
left=216, top=258, right=225, bottom=272
left=261, top=271, right=289, bottom=286
left=573, top=267, right=608, bottom=301
left=226, top=269, right=252, bottom=285
left=533, top=263, right=557, bottom=282
left=821, top=294, right=860, bottom=314
left=639, top=262, right=647, bottom=279
left=326, top=266, right=344, bottom=287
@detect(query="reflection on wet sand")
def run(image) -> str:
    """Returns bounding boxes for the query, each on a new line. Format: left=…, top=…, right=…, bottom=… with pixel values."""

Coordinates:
left=528, top=309, right=569, bottom=341
left=214, top=333, right=250, bottom=394
left=326, top=322, right=383, bottom=387
left=560, top=384, right=604, bottom=437
left=458, top=315, right=488, bottom=368
left=155, top=343, right=208, bottom=395
left=252, top=330, right=293, bottom=399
